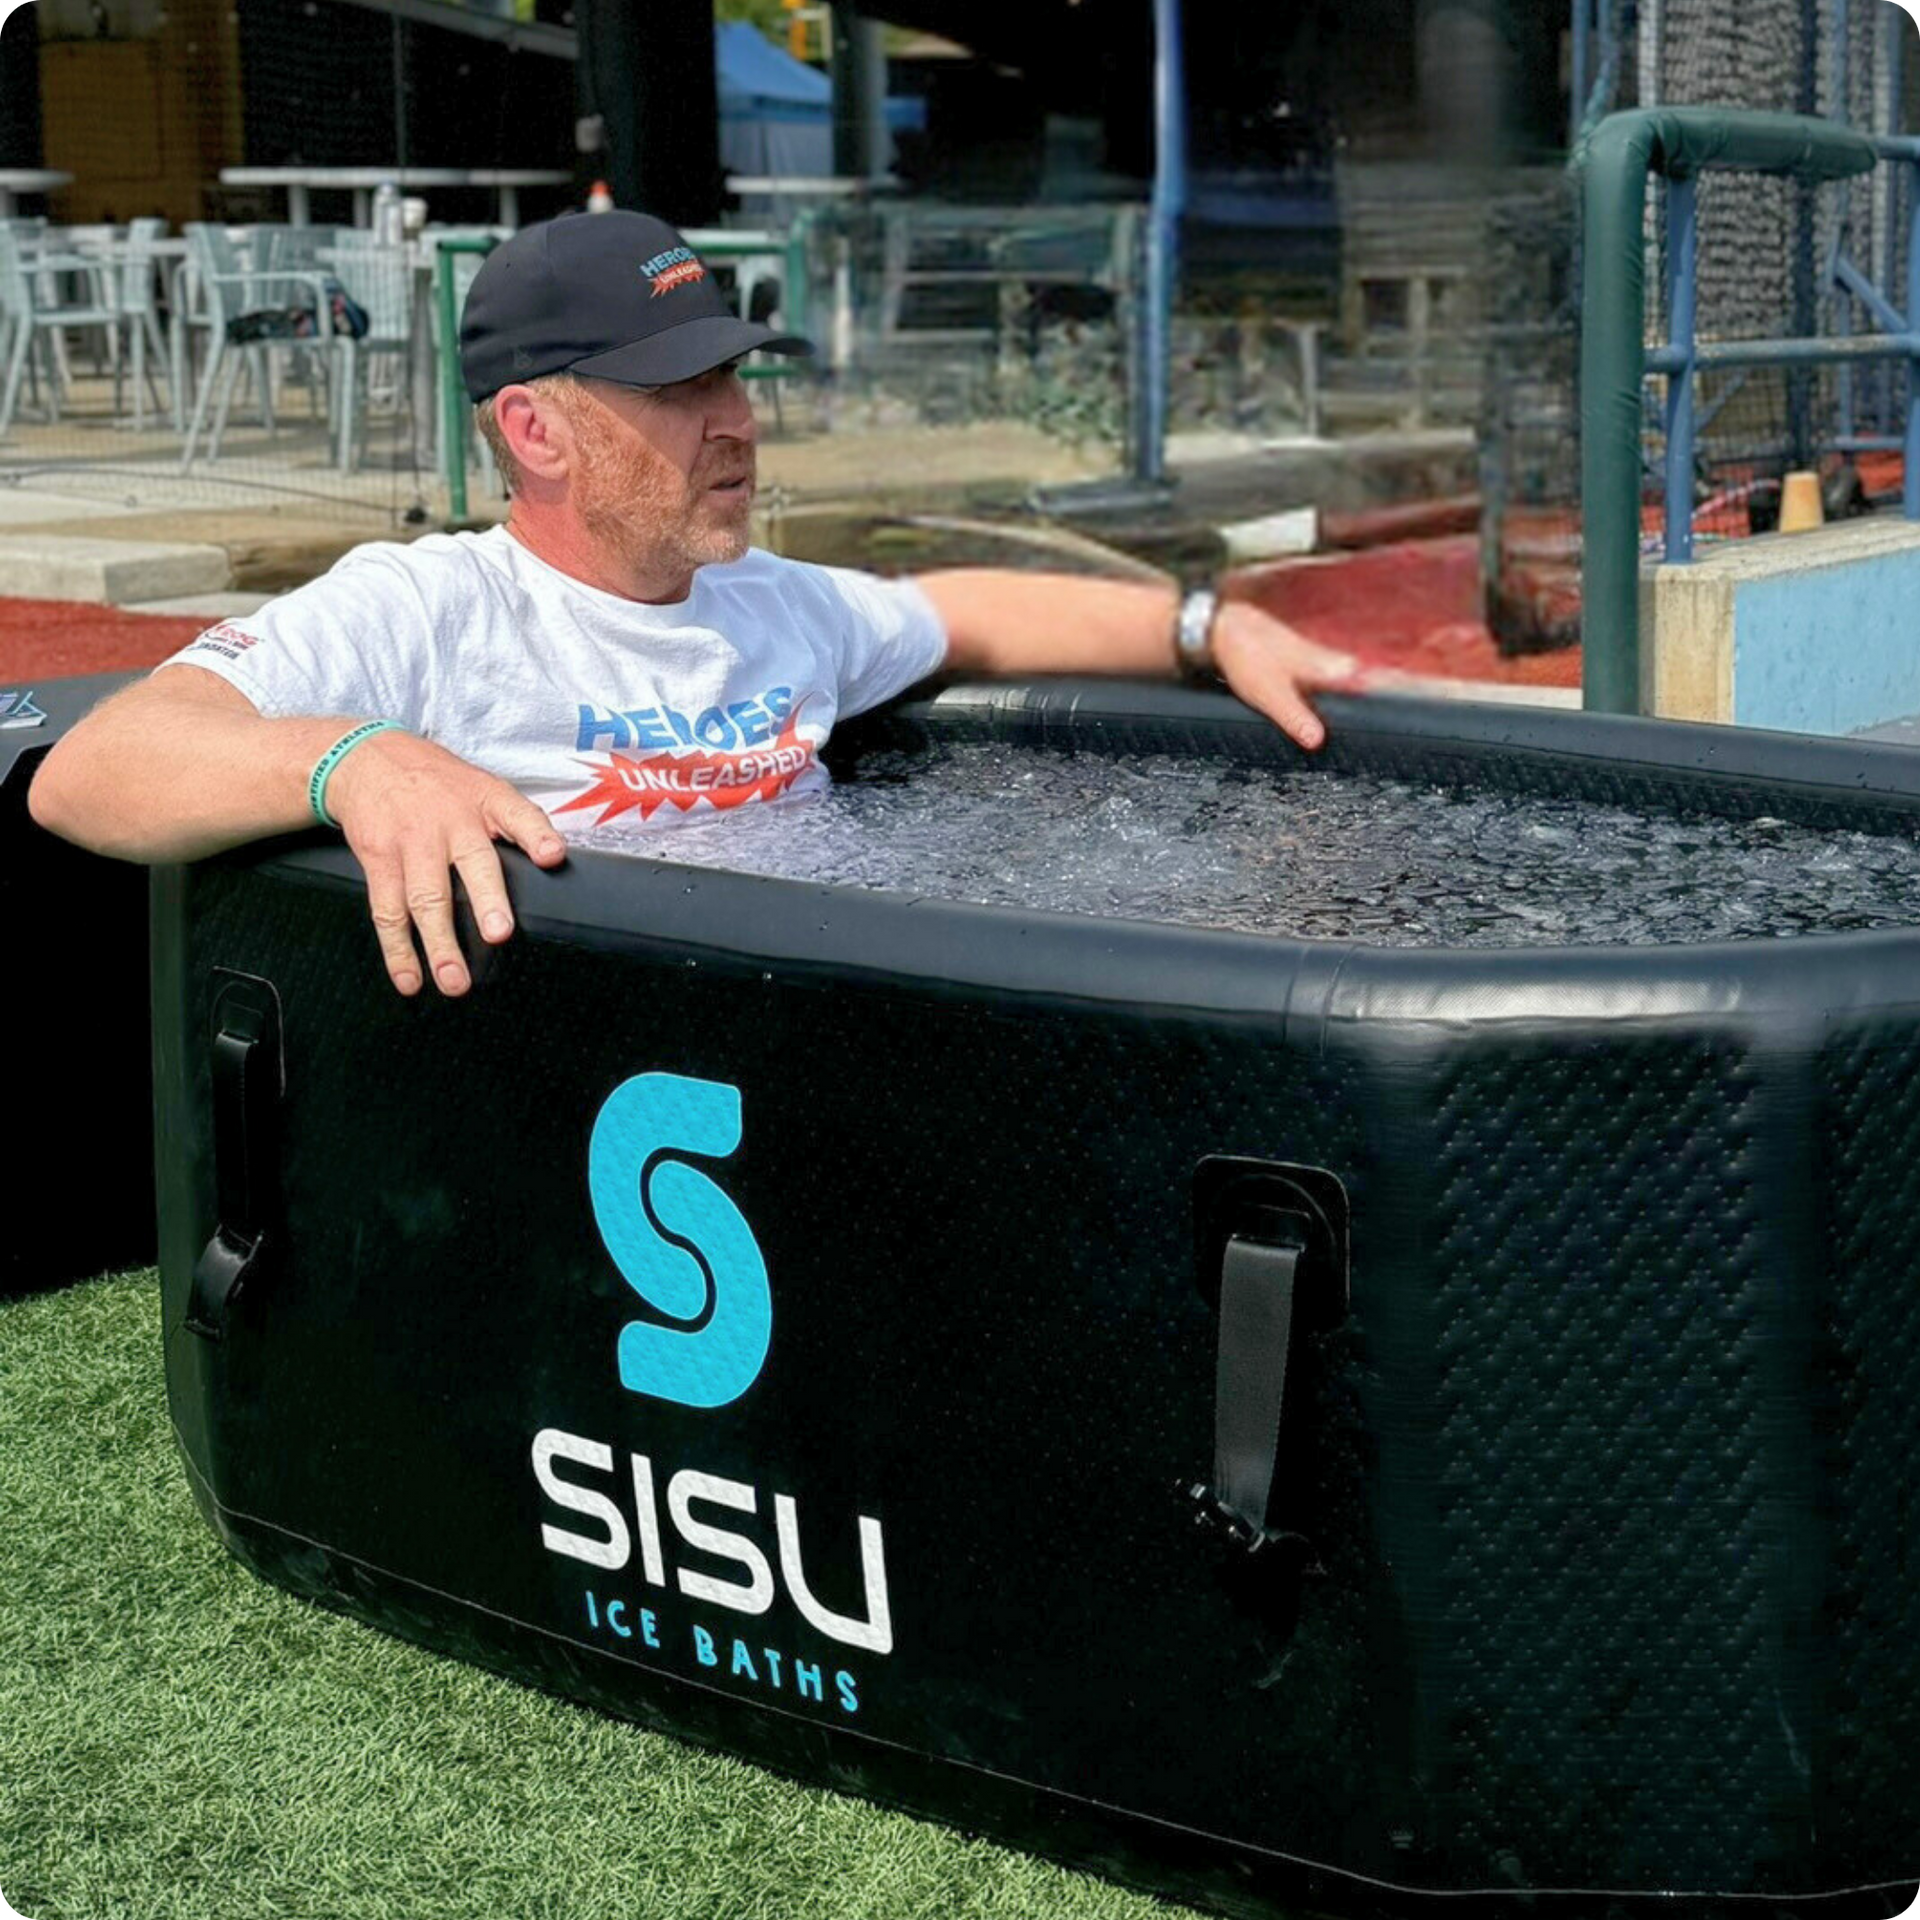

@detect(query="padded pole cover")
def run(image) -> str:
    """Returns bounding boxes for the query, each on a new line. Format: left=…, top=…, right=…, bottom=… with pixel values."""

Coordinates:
left=1577, top=108, right=1876, bottom=714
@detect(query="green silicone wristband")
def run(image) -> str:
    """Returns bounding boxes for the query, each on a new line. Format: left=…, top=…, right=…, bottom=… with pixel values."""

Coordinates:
left=310, top=720, right=405, bottom=828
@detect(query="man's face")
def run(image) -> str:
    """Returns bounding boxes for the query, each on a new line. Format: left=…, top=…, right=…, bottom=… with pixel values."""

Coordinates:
left=564, top=365, right=758, bottom=580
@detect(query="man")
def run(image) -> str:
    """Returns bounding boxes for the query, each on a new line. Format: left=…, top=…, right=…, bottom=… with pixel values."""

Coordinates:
left=30, top=210, right=1366, bottom=1000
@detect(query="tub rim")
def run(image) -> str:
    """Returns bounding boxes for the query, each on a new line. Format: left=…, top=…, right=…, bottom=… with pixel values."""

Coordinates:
left=206, top=681, right=1920, bottom=1033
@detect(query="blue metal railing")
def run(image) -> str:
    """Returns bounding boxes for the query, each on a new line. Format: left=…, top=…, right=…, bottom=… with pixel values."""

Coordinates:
left=1580, top=108, right=1880, bottom=712
left=1648, top=133, right=1920, bottom=566
left=1569, top=0, right=1624, bottom=147
left=1133, top=0, right=1185, bottom=488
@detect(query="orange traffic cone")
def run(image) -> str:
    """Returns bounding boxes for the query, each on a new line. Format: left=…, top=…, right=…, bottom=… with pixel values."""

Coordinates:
left=1778, top=469, right=1824, bottom=533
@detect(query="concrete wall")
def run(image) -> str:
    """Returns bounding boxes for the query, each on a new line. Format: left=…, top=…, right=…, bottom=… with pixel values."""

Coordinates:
left=1648, top=517, right=1920, bottom=734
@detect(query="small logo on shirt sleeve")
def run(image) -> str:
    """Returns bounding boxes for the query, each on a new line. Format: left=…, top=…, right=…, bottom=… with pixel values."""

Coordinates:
left=181, top=621, right=261, bottom=663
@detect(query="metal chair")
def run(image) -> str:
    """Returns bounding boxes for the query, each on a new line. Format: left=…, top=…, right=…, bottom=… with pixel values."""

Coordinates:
left=0, top=224, right=127, bottom=441
left=179, top=221, right=344, bottom=469
left=323, top=236, right=417, bottom=472
left=113, top=216, right=173, bottom=431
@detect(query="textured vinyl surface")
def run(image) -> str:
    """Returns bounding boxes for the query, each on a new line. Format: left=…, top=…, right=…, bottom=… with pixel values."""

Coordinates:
left=1407, top=1035, right=1786, bottom=1889
left=1813, top=1026, right=1920, bottom=1873
left=2, top=677, right=154, bottom=1291
left=154, top=689, right=1920, bottom=1919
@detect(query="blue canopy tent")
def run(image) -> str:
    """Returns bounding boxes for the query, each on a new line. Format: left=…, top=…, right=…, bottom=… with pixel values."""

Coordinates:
left=715, top=21, right=924, bottom=185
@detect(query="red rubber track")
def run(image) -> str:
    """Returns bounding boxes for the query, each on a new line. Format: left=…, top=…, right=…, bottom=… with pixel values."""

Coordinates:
left=0, top=598, right=208, bottom=681
left=0, top=535, right=1586, bottom=697
left=1229, top=535, right=1582, bottom=688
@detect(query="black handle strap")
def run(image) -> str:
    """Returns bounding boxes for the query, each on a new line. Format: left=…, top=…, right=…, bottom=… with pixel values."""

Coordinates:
left=1210, top=1233, right=1302, bottom=1545
left=187, top=998, right=279, bottom=1341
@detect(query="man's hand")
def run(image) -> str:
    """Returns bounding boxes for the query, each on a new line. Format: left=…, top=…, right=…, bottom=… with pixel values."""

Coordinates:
left=1207, top=600, right=1373, bottom=752
left=324, top=729, right=567, bottom=998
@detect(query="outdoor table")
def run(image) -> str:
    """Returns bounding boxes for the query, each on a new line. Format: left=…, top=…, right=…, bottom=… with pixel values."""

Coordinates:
left=0, top=170, right=74, bottom=217
left=723, top=174, right=890, bottom=198
left=20, top=249, right=101, bottom=274
left=220, top=168, right=570, bottom=230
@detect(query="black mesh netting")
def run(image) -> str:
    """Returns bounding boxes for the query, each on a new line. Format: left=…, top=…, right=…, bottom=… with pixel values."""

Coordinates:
left=1480, top=0, right=1913, bottom=652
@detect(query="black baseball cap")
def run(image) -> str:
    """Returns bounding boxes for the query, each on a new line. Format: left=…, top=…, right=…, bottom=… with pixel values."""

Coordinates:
left=460, top=209, right=810, bottom=402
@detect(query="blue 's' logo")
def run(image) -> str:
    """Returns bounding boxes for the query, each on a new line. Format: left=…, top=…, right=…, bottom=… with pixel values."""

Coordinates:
left=588, top=1072, right=770, bottom=1407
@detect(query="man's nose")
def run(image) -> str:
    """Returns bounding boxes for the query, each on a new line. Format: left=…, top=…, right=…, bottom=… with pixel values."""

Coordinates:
left=708, top=371, right=756, bottom=439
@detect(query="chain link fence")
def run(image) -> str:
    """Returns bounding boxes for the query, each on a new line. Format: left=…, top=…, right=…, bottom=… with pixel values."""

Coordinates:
left=1483, top=0, right=1913, bottom=650
left=7, top=0, right=1905, bottom=574
left=0, top=0, right=575, bottom=528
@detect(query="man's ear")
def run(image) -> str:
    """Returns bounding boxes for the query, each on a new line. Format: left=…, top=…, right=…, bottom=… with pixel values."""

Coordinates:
left=493, top=384, right=573, bottom=485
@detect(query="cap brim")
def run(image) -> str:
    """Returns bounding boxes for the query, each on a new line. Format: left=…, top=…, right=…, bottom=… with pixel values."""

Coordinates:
left=568, top=314, right=812, bottom=389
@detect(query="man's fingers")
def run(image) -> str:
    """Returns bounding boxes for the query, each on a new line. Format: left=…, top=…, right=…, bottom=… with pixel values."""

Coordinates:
left=400, top=851, right=470, bottom=996
left=362, top=852, right=425, bottom=997
left=1266, top=688, right=1328, bottom=751
left=488, top=786, right=567, bottom=867
left=1226, top=646, right=1332, bottom=751
left=448, top=835, right=516, bottom=946
left=334, top=753, right=557, bottom=997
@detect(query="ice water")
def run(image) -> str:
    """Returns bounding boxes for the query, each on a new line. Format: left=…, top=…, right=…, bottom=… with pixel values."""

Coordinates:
left=589, top=741, right=1920, bottom=948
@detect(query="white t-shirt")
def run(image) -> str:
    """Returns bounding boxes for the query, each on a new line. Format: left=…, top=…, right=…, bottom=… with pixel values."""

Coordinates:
left=163, top=526, right=950, bottom=834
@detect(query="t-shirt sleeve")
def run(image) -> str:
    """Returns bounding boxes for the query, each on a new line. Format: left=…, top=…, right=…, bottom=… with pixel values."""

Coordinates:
left=155, top=545, right=435, bottom=725
left=812, top=565, right=949, bottom=718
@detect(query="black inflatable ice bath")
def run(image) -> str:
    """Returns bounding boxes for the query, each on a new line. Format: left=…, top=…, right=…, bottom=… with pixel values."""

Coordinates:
left=3, top=671, right=152, bottom=1292
left=156, top=686, right=1920, bottom=1920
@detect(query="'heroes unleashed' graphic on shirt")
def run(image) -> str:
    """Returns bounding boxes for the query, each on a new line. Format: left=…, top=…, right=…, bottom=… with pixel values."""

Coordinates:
left=558, top=686, right=815, bottom=824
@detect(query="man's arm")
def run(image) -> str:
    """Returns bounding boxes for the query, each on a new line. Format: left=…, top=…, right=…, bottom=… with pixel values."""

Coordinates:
left=29, top=664, right=566, bottom=998
left=913, top=569, right=1367, bottom=750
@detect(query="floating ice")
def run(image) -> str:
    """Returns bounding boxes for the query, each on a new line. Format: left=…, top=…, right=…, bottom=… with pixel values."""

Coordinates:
left=587, top=742, right=1920, bottom=948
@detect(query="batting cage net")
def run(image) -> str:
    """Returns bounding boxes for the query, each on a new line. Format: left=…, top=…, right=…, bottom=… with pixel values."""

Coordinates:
left=1482, top=0, right=1913, bottom=651
left=0, top=0, right=577, bottom=531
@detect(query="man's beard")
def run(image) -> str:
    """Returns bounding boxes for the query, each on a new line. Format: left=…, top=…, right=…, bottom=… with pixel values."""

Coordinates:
left=571, top=400, right=754, bottom=578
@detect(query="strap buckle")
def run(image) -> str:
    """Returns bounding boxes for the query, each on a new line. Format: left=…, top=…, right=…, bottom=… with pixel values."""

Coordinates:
left=1180, top=1480, right=1296, bottom=1556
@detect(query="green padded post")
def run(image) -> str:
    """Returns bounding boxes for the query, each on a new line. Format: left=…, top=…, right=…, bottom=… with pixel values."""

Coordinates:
left=1578, top=108, right=1876, bottom=714
left=434, top=236, right=500, bottom=526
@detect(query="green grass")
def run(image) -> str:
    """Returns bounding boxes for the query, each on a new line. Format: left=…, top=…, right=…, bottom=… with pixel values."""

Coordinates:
left=0, top=1271, right=1187, bottom=1920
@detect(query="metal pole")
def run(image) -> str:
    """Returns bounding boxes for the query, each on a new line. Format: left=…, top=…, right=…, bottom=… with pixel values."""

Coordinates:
left=1890, top=8, right=1908, bottom=441
left=1893, top=10, right=1908, bottom=141
left=435, top=237, right=496, bottom=524
left=1827, top=0, right=1858, bottom=441
left=1835, top=0, right=1850, bottom=121
left=1133, top=0, right=1185, bottom=487
left=1906, top=153, right=1920, bottom=517
left=1664, top=174, right=1698, bottom=562
left=438, top=245, right=468, bottom=523
left=784, top=211, right=812, bottom=339
left=829, top=8, right=887, bottom=183
left=1833, top=0, right=1855, bottom=439
left=1571, top=0, right=1590, bottom=150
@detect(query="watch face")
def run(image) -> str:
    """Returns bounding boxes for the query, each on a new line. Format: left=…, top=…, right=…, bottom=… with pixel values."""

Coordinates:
left=1177, top=592, right=1218, bottom=672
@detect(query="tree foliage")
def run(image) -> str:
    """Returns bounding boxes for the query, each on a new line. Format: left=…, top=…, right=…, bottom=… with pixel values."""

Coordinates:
left=714, top=0, right=798, bottom=43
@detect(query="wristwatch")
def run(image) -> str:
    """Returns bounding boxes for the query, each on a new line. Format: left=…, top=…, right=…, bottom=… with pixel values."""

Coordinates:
left=1174, top=587, right=1220, bottom=683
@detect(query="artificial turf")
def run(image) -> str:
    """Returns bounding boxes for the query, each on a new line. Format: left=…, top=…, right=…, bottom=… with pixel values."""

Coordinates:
left=1, top=1270, right=1186, bottom=1920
